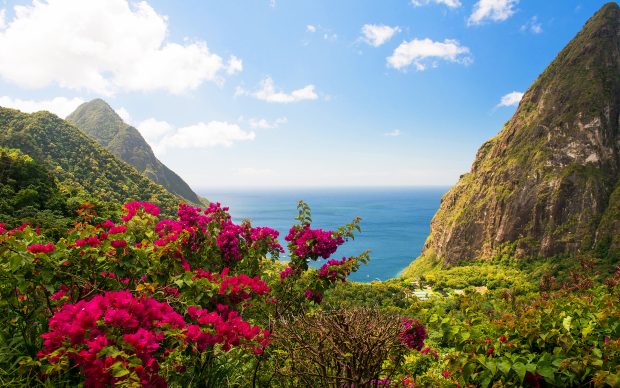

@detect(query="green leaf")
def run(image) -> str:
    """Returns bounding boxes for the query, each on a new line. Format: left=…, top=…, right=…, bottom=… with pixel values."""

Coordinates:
left=563, top=316, right=572, bottom=332
left=537, top=365, right=556, bottom=383
left=462, top=362, right=475, bottom=380
left=512, top=362, right=527, bottom=382
left=581, top=323, right=594, bottom=338
left=485, top=360, right=497, bottom=375
left=498, top=359, right=511, bottom=375
left=9, top=255, right=23, bottom=271
left=112, top=368, right=130, bottom=378
left=480, top=374, right=492, bottom=388
left=605, top=372, right=619, bottom=387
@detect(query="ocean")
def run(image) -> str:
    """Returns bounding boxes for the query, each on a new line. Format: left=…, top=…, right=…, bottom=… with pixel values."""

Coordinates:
left=201, top=187, right=447, bottom=282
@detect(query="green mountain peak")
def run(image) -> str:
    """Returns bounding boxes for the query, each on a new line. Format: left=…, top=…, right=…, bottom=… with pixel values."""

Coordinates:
left=405, top=2, right=620, bottom=274
left=67, top=99, right=204, bottom=205
left=0, top=107, right=182, bottom=214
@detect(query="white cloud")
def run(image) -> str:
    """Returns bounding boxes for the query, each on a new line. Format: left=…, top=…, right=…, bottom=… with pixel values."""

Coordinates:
left=303, top=25, right=337, bottom=43
left=361, top=24, right=401, bottom=47
left=384, top=129, right=401, bottom=137
left=323, top=32, right=337, bottom=41
left=235, top=77, right=318, bottom=103
left=387, top=38, right=472, bottom=71
left=115, top=107, right=133, bottom=124
left=247, top=117, right=288, bottom=129
left=0, top=9, right=6, bottom=30
left=269, top=0, right=276, bottom=8
left=468, top=0, right=518, bottom=25
left=136, top=118, right=174, bottom=144
left=137, top=118, right=255, bottom=154
left=226, top=55, right=243, bottom=75
left=497, top=91, right=524, bottom=107
left=411, top=0, right=461, bottom=8
left=0, top=0, right=240, bottom=95
left=163, top=122, right=255, bottom=151
left=0, top=96, right=84, bottom=117
left=521, top=16, right=542, bottom=34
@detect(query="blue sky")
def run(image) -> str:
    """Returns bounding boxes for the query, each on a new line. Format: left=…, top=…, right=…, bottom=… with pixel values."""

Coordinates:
left=0, top=0, right=611, bottom=188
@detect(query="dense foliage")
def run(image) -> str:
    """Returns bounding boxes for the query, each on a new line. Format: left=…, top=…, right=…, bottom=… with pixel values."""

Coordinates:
left=0, top=148, right=73, bottom=237
left=66, top=99, right=204, bottom=206
left=321, top=257, right=620, bottom=387
left=0, top=107, right=182, bottom=213
left=0, top=196, right=617, bottom=387
left=0, top=200, right=431, bottom=387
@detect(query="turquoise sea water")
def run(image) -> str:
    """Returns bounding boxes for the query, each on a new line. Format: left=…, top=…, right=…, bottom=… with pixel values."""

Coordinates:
left=201, top=187, right=447, bottom=282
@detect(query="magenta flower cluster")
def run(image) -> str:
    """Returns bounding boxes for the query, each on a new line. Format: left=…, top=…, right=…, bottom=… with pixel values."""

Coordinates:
left=0, top=222, right=28, bottom=237
left=26, top=243, right=55, bottom=254
left=39, top=289, right=271, bottom=387
left=75, top=235, right=103, bottom=248
left=111, top=239, right=127, bottom=248
left=39, top=291, right=184, bottom=387
left=121, top=201, right=161, bottom=222
left=285, top=225, right=344, bottom=260
left=186, top=304, right=270, bottom=354
left=50, top=284, right=70, bottom=301
left=108, top=225, right=127, bottom=234
left=304, top=289, right=323, bottom=304
left=177, top=203, right=211, bottom=228
left=279, top=266, right=294, bottom=280
left=151, top=202, right=283, bottom=265
left=203, top=202, right=232, bottom=224
left=193, top=267, right=270, bottom=304
left=318, top=257, right=354, bottom=283
left=216, top=221, right=245, bottom=261
left=4, top=200, right=364, bottom=386
left=249, top=226, right=284, bottom=253
left=400, top=317, right=427, bottom=351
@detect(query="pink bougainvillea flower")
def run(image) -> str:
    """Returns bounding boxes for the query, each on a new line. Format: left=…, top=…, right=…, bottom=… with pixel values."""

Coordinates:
left=27, top=243, right=55, bottom=254
left=400, top=317, right=427, bottom=351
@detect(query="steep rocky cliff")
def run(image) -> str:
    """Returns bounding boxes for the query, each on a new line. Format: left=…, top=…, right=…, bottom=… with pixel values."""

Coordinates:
left=67, top=99, right=204, bottom=206
left=409, top=2, right=620, bottom=271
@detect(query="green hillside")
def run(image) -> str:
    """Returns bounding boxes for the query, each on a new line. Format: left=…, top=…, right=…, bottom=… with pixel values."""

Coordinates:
left=0, top=147, right=73, bottom=236
left=0, top=107, right=182, bottom=214
left=67, top=99, right=204, bottom=206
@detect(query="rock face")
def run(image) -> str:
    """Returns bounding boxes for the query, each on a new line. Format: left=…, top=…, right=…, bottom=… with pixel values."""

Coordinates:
left=67, top=99, right=204, bottom=205
left=421, top=3, right=620, bottom=265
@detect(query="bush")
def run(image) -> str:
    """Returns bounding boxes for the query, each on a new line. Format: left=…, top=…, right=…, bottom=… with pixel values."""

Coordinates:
left=0, top=200, right=382, bottom=386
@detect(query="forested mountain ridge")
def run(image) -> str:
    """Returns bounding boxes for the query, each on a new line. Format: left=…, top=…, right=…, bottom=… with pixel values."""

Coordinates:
left=406, top=2, right=620, bottom=274
left=0, top=147, right=74, bottom=236
left=66, top=99, right=204, bottom=206
left=0, top=106, right=182, bottom=214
